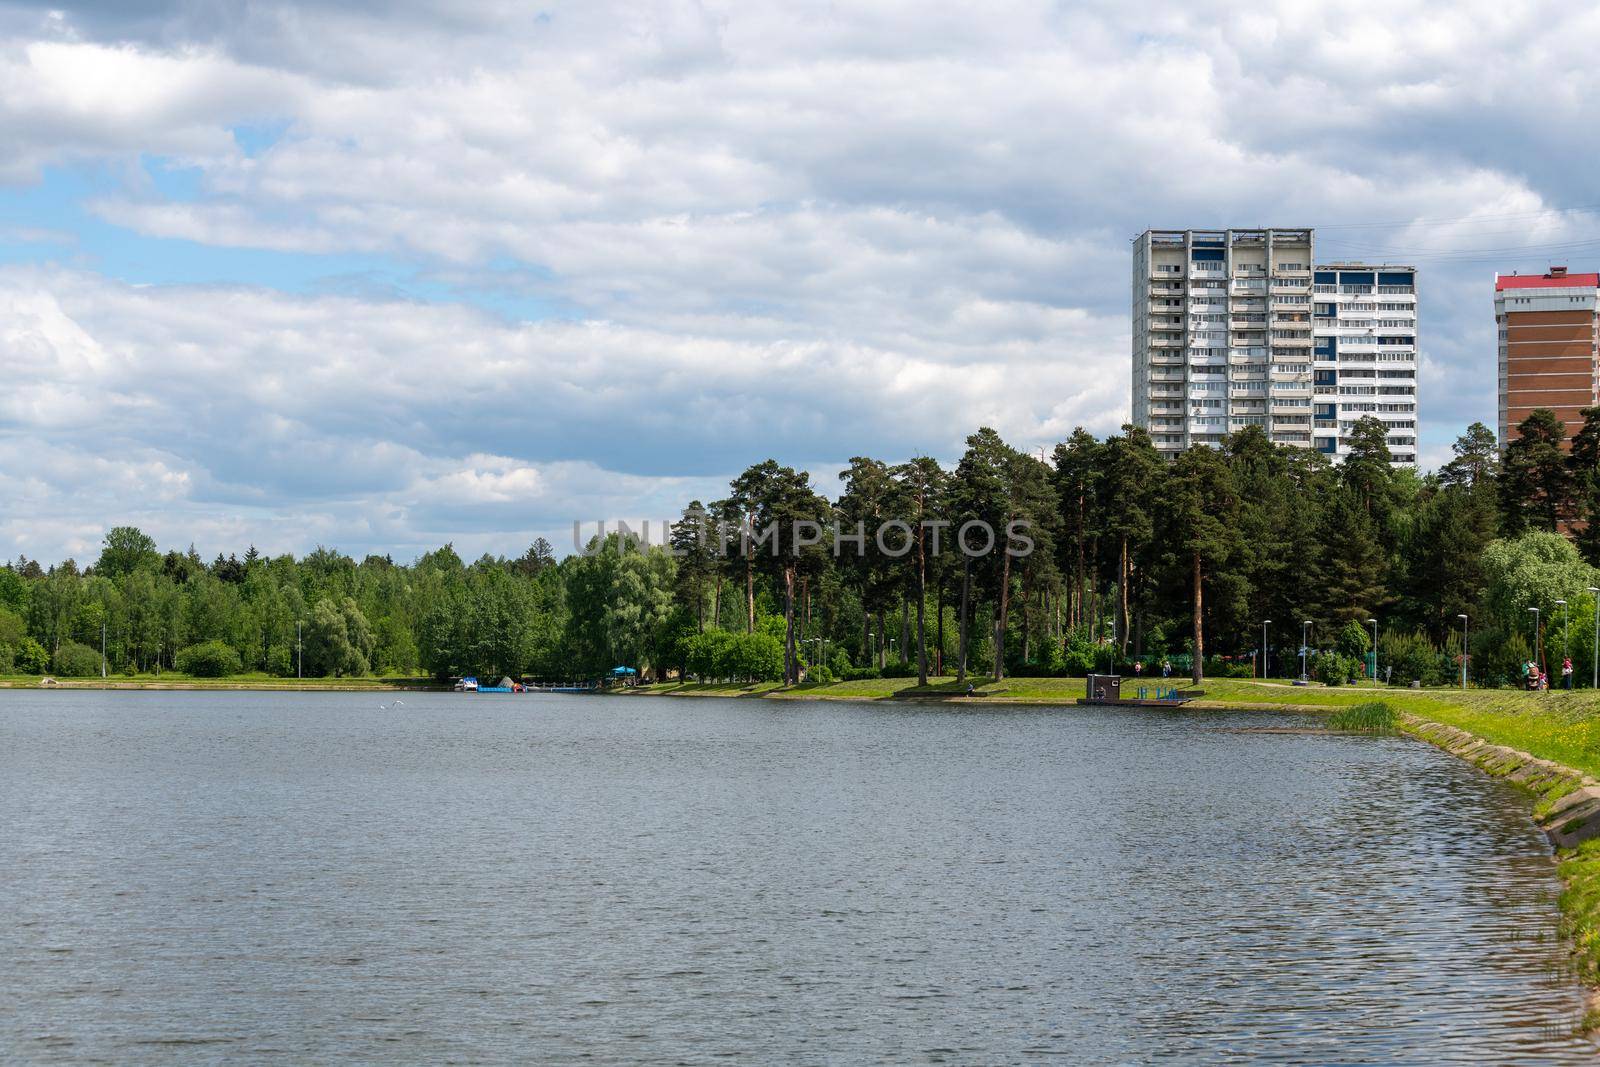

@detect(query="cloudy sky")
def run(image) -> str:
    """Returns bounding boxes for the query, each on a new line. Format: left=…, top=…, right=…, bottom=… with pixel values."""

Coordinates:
left=4, top=0, right=1600, bottom=565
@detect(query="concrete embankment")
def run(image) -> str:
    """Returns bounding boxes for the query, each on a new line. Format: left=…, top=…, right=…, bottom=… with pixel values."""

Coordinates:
left=1402, top=714, right=1600, bottom=848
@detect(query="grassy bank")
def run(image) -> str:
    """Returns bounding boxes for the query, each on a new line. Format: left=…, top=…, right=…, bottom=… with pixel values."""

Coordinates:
left=0, top=672, right=444, bottom=691
left=628, top=675, right=1600, bottom=780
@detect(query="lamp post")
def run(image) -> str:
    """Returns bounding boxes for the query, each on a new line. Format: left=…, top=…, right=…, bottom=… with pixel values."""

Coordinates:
left=296, top=620, right=303, bottom=680
left=1261, top=619, right=1271, bottom=679
left=1457, top=614, right=1468, bottom=690
left=1530, top=607, right=1541, bottom=685
left=1366, top=617, right=1378, bottom=686
left=1558, top=598, right=1570, bottom=688
left=1590, top=587, right=1600, bottom=689
left=101, top=620, right=107, bottom=680
left=1300, top=620, right=1312, bottom=683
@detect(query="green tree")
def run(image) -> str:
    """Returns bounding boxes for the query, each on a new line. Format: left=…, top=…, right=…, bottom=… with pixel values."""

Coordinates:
left=1317, top=488, right=1387, bottom=626
left=892, top=456, right=947, bottom=685
left=1163, top=445, right=1238, bottom=684
left=1570, top=406, right=1600, bottom=564
left=1500, top=409, right=1573, bottom=535
left=95, top=526, right=159, bottom=580
left=304, top=596, right=373, bottom=677
left=176, top=640, right=243, bottom=677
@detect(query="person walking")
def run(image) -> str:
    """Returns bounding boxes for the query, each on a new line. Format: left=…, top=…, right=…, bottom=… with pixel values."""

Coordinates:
left=1161, top=658, right=1171, bottom=679
left=1564, top=656, right=1574, bottom=690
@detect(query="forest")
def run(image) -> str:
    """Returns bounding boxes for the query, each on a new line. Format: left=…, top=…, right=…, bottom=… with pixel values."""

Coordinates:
left=2, top=409, right=1599, bottom=689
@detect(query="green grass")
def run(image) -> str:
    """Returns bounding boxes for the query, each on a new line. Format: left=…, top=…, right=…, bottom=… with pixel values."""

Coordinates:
left=0, top=672, right=443, bottom=690
left=1561, top=841, right=1600, bottom=984
left=1326, top=701, right=1397, bottom=732
left=627, top=674, right=1600, bottom=780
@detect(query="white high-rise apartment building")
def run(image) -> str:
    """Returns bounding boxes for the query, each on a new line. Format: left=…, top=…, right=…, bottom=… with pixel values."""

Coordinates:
left=1313, top=263, right=1418, bottom=465
left=1131, top=228, right=1418, bottom=466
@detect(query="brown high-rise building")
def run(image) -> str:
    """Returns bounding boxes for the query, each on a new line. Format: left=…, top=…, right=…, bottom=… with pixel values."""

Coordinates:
left=1496, top=267, right=1600, bottom=448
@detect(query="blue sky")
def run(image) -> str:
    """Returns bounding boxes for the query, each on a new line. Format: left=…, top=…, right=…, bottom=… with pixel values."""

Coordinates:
left=4, top=0, right=1600, bottom=564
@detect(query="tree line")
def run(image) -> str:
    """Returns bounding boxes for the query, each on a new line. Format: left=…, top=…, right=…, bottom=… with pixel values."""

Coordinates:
left=5, top=410, right=1600, bottom=688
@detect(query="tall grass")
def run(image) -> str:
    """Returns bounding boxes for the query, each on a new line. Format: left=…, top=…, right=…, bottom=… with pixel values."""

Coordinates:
left=1327, top=701, right=1397, bottom=732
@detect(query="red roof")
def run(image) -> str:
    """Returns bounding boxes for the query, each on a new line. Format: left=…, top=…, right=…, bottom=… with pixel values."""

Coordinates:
left=1496, top=270, right=1600, bottom=290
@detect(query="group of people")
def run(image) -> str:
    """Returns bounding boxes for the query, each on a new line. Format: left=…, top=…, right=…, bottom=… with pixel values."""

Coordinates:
left=1130, top=659, right=1172, bottom=679
left=1524, top=657, right=1575, bottom=691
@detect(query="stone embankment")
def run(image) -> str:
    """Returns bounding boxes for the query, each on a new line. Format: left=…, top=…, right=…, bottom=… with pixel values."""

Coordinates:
left=1403, top=715, right=1600, bottom=848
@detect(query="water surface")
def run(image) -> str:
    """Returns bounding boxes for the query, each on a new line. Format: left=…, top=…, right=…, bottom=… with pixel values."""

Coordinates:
left=0, top=691, right=1592, bottom=1063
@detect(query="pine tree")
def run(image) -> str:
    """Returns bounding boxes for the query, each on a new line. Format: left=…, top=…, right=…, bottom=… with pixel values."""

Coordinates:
left=1317, top=488, right=1387, bottom=625
left=1162, top=445, right=1238, bottom=684
left=1569, top=406, right=1600, bottom=564
left=1500, top=409, right=1573, bottom=535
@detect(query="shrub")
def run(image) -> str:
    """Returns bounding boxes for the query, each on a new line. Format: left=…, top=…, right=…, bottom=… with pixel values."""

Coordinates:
left=1335, top=620, right=1372, bottom=662
left=13, top=637, right=48, bottom=675
left=840, top=665, right=881, bottom=681
left=266, top=644, right=295, bottom=678
left=1475, top=628, right=1529, bottom=689
left=0, top=643, right=11, bottom=673
left=1311, top=650, right=1362, bottom=685
left=1381, top=629, right=1447, bottom=687
left=176, top=640, right=243, bottom=678
left=51, top=640, right=102, bottom=678
left=881, top=659, right=915, bottom=678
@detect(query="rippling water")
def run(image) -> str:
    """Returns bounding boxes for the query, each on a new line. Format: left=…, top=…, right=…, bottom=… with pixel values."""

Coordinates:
left=0, top=691, right=1594, bottom=1063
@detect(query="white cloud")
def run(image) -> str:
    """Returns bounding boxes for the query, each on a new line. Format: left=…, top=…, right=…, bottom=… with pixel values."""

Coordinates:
left=3, top=0, right=1600, bottom=560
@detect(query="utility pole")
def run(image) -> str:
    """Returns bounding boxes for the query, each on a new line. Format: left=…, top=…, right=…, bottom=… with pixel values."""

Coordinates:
left=1557, top=599, right=1569, bottom=685
left=1366, top=617, right=1378, bottom=686
left=1530, top=607, right=1541, bottom=683
left=1458, top=614, right=1468, bottom=690
left=297, top=620, right=303, bottom=679
left=1261, top=620, right=1270, bottom=679
left=1590, top=588, right=1600, bottom=688
left=101, top=620, right=107, bottom=680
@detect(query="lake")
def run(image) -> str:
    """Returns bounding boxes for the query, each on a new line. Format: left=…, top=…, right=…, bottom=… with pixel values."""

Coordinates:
left=0, top=691, right=1593, bottom=1063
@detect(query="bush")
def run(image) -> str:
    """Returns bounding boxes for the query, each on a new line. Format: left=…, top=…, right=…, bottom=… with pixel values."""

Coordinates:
left=266, top=644, right=295, bottom=678
left=1311, top=650, right=1362, bottom=685
left=1381, top=629, right=1447, bottom=687
left=1202, top=658, right=1254, bottom=679
left=839, top=665, right=881, bottom=681
left=1475, top=629, right=1529, bottom=689
left=0, top=643, right=11, bottom=674
left=51, top=640, right=102, bottom=678
left=176, top=640, right=243, bottom=678
left=1335, top=621, right=1372, bottom=662
left=13, top=637, right=48, bottom=675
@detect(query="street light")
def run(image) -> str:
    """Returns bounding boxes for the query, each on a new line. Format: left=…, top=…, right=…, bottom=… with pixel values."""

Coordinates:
left=1457, top=614, right=1468, bottom=690
left=1590, top=587, right=1600, bottom=689
left=1261, top=619, right=1271, bottom=679
left=1558, top=599, right=1570, bottom=688
left=1300, top=620, right=1313, bottom=683
left=1366, top=617, right=1378, bottom=686
left=296, top=620, right=303, bottom=679
left=1530, top=607, right=1541, bottom=687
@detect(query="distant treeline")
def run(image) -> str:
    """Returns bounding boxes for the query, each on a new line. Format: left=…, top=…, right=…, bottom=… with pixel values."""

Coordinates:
left=4, top=410, right=1600, bottom=687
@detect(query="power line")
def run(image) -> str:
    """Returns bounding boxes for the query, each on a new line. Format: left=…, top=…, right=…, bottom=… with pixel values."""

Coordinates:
left=1314, top=203, right=1600, bottom=231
